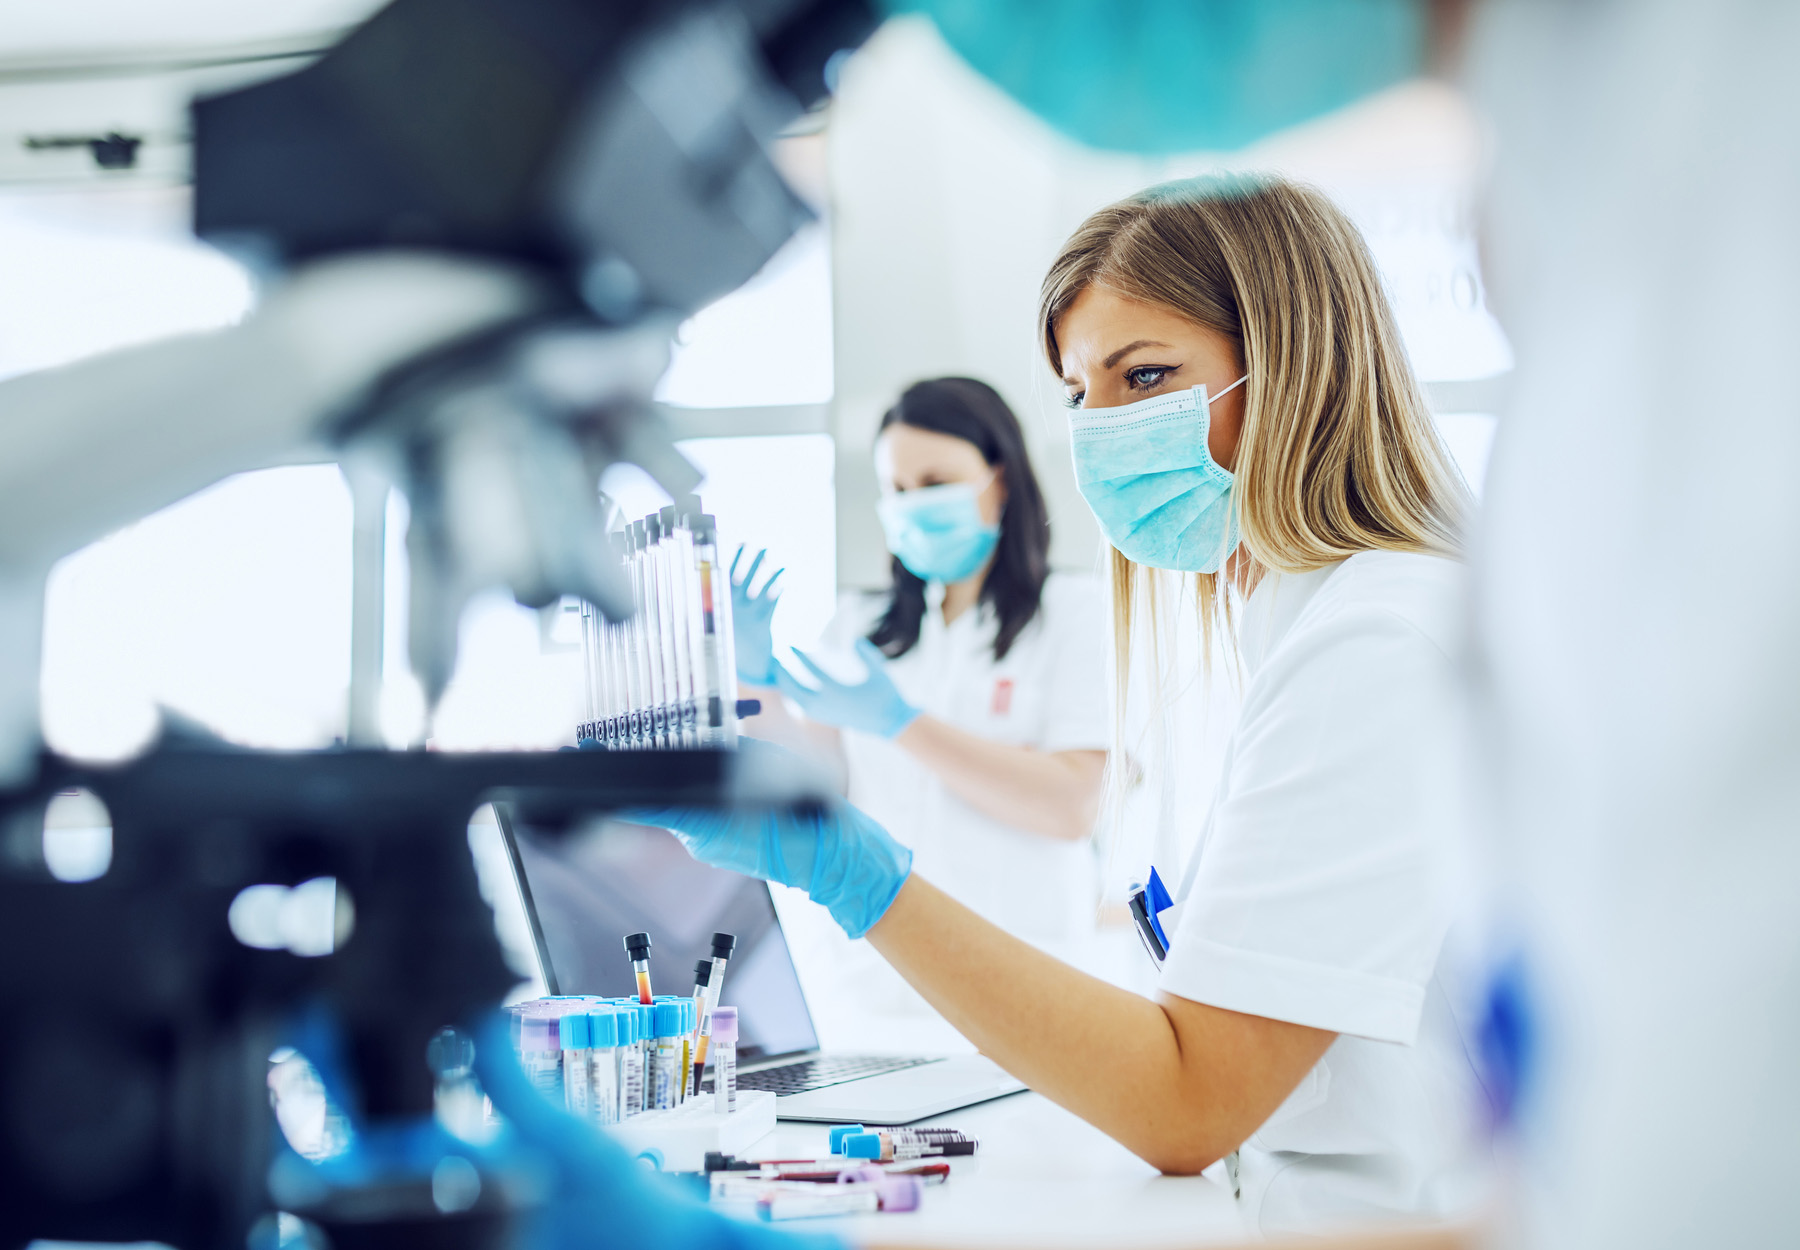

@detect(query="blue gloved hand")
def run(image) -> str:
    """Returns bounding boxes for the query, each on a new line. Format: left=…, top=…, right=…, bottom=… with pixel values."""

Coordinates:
left=775, top=638, right=922, bottom=740
left=730, top=546, right=783, bottom=688
left=627, top=744, right=913, bottom=939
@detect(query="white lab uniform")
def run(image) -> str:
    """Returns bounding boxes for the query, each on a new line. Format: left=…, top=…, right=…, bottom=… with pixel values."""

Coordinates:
left=1465, top=5, right=1800, bottom=1246
left=826, top=571, right=1110, bottom=954
left=1157, top=551, right=1486, bottom=1235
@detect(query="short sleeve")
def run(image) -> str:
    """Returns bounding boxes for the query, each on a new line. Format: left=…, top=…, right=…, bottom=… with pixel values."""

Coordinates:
left=1037, top=576, right=1111, bottom=753
left=1156, top=595, right=1461, bottom=1045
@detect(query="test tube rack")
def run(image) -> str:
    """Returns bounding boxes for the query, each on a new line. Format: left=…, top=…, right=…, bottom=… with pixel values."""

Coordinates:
left=609, top=1088, right=777, bottom=1173
left=577, top=503, right=740, bottom=751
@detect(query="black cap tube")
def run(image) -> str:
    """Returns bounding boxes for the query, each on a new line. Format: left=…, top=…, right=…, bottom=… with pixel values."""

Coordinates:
left=625, top=931, right=652, bottom=959
left=710, top=932, right=737, bottom=959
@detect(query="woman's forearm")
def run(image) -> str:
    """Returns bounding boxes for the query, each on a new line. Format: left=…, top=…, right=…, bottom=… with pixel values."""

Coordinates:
left=892, top=717, right=1103, bottom=840
left=866, top=875, right=1336, bottom=1174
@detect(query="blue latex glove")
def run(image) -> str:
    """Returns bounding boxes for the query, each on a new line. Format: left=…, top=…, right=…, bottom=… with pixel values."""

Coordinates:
left=627, top=744, right=913, bottom=939
left=730, top=545, right=784, bottom=688
left=776, top=638, right=922, bottom=740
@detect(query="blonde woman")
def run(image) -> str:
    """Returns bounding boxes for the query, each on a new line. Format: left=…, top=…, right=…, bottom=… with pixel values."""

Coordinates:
left=637, top=174, right=1486, bottom=1233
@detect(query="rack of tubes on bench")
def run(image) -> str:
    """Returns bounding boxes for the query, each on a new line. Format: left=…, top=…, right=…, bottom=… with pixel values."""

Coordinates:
left=510, top=993, right=731, bottom=1126
left=577, top=503, right=743, bottom=751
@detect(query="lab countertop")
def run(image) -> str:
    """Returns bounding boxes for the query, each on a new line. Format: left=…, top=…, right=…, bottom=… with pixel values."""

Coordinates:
left=724, top=1090, right=1247, bottom=1248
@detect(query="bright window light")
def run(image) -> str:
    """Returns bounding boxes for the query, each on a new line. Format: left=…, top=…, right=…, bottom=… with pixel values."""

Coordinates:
left=0, top=188, right=254, bottom=383
left=655, top=224, right=833, bottom=409
left=41, top=465, right=353, bottom=757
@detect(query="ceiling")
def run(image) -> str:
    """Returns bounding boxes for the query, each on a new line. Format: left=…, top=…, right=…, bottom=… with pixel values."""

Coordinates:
left=0, top=0, right=385, bottom=186
left=0, top=1, right=381, bottom=62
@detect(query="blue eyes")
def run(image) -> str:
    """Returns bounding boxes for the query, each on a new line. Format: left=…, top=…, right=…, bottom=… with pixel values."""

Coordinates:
left=1062, top=364, right=1179, bottom=409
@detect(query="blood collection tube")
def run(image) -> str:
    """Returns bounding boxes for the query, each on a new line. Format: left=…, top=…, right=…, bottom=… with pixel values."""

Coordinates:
left=559, top=1012, right=593, bottom=1119
left=657, top=505, right=695, bottom=747
left=687, top=513, right=738, bottom=746
left=712, top=1005, right=737, bottom=1114
left=842, top=1129, right=977, bottom=1161
left=649, top=998, right=686, bottom=1110
left=692, top=931, right=736, bottom=1095
left=625, top=932, right=653, bottom=1004
left=517, top=1013, right=563, bottom=1105
left=586, top=1006, right=623, bottom=1126
left=577, top=599, right=598, bottom=742
left=690, top=958, right=712, bottom=1067
left=612, top=1000, right=645, bottom=1117
left=673, top=505, right=707, bottom=745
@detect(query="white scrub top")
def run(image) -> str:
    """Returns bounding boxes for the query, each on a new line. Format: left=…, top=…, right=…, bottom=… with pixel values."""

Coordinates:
left=825, top=571, right=1110, bottom=953
left=1158, top=551, right=1486, bottom=1234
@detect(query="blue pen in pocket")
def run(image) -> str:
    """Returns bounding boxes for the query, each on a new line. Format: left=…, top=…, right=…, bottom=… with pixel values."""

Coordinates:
left=1126, top=867, right=1175, bottom=968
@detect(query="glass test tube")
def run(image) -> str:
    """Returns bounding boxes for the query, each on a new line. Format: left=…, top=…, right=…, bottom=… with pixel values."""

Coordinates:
left=675, top=508, right=711, bottom=746
left=559, top=1013, right=593, bottom=1119
left=659, top=505, right=696, bottom=746
left=628, top=523, right=653, bottom=747
left=649, top=998, right=688, bottom=1111
left=634, top=519, right=665, bottom=746
left=625, top=931, right=654, bottom=1003
left=613, top=1001, right=645, bottom=1118
left=518, top=1014, right=563, bottom=1105
left=688, top=514, right=738, bottom=746
left=712, top=1005, right=737, bottom=1114
left=586, top=1007, right=622, bottom=1127
left=655, top=513, right=683, bottom=745
left=577, top=600, right=598, bottom=741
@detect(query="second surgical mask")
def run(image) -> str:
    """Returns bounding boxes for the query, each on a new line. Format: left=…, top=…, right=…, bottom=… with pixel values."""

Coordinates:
left=876, top=475, right=1000, bottom=584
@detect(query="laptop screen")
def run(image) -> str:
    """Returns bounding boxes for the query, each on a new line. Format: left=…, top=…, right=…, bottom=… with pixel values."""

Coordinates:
left=500, top=811, right=820, bottom=1063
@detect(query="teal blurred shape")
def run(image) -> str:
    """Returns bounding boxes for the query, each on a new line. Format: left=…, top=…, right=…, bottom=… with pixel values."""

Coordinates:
left=878, top=0, right=1428, bottom=154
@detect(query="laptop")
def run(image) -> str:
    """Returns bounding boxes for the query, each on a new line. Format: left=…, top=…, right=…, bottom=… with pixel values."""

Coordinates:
left=495, top=805, right=1026, bottom=1124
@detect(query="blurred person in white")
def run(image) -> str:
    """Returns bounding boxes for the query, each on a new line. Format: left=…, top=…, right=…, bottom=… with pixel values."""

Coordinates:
left=1454, top=3, right=1800, bottom=1247
left=641, top=174, right=1490, bottom=1234
left=734, top=377, right=1109, bottom=981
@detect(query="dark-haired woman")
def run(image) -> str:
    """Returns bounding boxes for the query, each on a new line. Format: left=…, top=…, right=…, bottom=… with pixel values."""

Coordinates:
left=735, top=377, right=1108, bottom=959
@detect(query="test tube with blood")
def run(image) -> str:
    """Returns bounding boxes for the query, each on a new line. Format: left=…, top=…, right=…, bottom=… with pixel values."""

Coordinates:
left=691, top=931, right=736, bottom=1095
left=625, top=931, right=654, bottom=1005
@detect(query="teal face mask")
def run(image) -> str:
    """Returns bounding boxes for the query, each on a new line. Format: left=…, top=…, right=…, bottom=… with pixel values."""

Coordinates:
left=1069, top=378, right=1247, bottom=572
left=876, top=475, right=1000, bottom=584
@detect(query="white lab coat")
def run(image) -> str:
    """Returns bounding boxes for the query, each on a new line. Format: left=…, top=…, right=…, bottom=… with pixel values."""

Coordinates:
left=1158, top=552, right=1486, bottom=1234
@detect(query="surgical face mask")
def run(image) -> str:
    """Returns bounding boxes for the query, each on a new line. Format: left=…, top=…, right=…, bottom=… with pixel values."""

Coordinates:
left=876, top=473, right=1001, bottom=584
left=1069, top=377, right=1247, bottom=572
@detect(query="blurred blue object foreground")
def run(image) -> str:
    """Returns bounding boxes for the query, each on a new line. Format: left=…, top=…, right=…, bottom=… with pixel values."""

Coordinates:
left=884, top=0, right=1427, bottom=153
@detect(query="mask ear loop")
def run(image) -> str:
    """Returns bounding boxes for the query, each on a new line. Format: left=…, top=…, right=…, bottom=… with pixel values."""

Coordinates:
left=1204, top=374, right=1249, bottom=404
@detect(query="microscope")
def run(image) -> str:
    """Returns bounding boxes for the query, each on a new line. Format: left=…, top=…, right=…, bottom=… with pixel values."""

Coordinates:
left=0, top=1, right=876, bottom=1245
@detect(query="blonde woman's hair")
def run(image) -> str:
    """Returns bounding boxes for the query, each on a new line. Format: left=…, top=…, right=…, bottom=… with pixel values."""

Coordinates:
left=1040, top=174, right=1469, bottom=830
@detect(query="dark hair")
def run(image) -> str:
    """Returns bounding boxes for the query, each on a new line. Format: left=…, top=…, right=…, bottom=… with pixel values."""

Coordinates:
left=867, top=377, right=1051, bottom=662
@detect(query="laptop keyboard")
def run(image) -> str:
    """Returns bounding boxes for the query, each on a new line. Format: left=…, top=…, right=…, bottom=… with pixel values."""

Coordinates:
left=707, top=1055, right=936, bottom=1096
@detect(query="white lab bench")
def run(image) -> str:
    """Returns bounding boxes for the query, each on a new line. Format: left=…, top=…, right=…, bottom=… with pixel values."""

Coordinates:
left=724, top=1091, right=1248, bottom=1247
